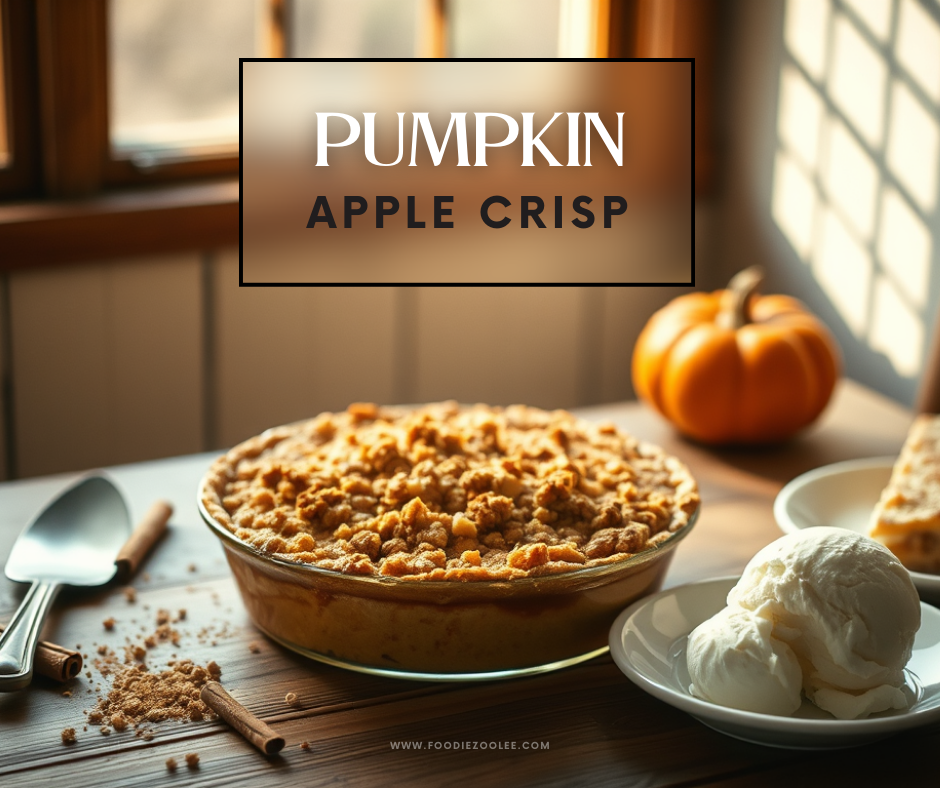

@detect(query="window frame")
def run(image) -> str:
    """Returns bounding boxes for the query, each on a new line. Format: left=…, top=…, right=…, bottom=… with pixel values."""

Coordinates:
left=39, top=0, right=242, bottom=198
left=0, top=0, right=717, bottom=267
left=0, top=0, right=42, bottom=200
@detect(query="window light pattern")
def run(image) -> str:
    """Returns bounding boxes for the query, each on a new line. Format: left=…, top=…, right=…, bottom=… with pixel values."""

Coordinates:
left=772, top=0, right=939, bottom=378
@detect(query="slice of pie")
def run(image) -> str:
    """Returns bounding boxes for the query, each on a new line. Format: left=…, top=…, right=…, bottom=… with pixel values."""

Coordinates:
left=869, top=414, right=940, bottom=573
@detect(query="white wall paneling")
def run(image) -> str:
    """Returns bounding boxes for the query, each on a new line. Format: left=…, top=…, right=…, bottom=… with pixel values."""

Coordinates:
left=210, top=251, right=398, bottom=449
left=9, top=254, right=204, bottom=478
left=5, top=251, right=708, bottom=478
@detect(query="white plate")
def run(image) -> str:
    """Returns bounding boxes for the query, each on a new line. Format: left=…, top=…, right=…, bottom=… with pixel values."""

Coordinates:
left=609, top=577, right=940, bottom=749
left=773, top=457, right=940, bottom=603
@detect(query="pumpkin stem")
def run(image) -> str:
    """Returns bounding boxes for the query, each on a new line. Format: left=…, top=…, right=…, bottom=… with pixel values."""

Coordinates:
left=717, top=266, right=765, bottom=330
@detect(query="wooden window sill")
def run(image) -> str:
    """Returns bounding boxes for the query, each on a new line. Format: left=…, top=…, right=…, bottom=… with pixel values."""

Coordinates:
left=0, top=178, right=239, bottom=268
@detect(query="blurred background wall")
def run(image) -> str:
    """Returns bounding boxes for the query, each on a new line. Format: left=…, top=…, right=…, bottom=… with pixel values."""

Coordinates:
left=2, top=0, right=938, bottom=478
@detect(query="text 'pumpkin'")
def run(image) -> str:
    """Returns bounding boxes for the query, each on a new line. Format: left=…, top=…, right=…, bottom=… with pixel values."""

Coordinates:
left=632, top=267, right=841, bottom=445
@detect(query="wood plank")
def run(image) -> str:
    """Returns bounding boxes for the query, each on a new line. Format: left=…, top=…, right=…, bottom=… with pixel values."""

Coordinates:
left=665, top=495, right=780, bottom=588
left=9, top=254, right=204, bottom=477
left=0, top=180, right=239, bottom=268
left=0, top=576, right=451, bottom=773
left=211, top=252, right=397, bottom=447
left=0, top=657, right=805, bottom=788
left=35, top=0, right=108, bottom=197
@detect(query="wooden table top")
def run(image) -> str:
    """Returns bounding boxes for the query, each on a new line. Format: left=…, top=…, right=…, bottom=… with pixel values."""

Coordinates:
left=0, top=379, right=934, bottom=787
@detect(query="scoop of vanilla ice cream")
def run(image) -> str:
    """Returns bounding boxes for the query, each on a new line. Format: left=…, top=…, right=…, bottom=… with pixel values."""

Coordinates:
left=729, top=527, right=920, bottom=717
left=687, top=606, right=803, bottom=715
left=687, top=527, right=921, bottom=719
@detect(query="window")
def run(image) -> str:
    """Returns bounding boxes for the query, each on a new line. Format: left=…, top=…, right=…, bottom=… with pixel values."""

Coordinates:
left=0, top=0, right=621, bottom=203
left=0, top=0, right=718, bottom=265
left=109, top=0, right=256, bottom=170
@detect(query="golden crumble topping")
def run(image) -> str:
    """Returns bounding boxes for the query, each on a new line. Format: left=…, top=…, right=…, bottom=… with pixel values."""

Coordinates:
left=870, top=414, right=940, bottom=573
left=201, top=402, right=699, bottom=580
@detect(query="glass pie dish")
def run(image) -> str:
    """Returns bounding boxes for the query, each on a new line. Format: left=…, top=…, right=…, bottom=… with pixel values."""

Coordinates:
left=197, top=402, right=700, bottom=681
left=198, top=483, right=699, bottom=681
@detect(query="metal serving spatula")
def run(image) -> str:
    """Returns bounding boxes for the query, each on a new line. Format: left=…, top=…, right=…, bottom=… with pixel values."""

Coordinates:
left=0, top=476, right=130, bottom=691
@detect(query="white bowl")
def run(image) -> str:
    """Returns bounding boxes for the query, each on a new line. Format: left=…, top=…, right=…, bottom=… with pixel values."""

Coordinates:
left=773, top=457, right=940, bottom=603
left=609, top=576, right=940, bottom=749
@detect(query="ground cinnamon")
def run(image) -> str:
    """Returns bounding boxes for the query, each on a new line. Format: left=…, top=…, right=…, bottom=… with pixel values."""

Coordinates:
left=0, top=624, right=82, bottom=682
left=89, top=658, right=221, bottom=729
left=200, top=681, right=285, bottom=755
left=114, top=500, right=173, bottom=581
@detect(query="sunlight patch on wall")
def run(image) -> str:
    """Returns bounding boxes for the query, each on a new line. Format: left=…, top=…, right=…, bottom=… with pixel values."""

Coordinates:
left=773, top=0, right=937, bottom=380
left=870, top=274, right=924, bottom=376
left=784, top=0, right=831, bottom=81
left=778, top=64, right=823, bottom=169
left=897, top=0, right=940, bottom=102
left=824, top=118, right=878, bottom=239
left=772, top=150, right=817, bottom=259
left=814, top=207, right=872, bottom=337
left=887, top=79, right=939, bottom=214
left=878, top=187, right=930, bottom=309
left=829, top=14, right=886, bottom=147
left=843, top=0, right=892, bottom=41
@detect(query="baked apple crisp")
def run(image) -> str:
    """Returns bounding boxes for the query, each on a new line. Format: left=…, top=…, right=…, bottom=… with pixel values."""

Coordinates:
left=870, top=414, right=940, bottom=573
left=202, top=402, right=699, bottom=581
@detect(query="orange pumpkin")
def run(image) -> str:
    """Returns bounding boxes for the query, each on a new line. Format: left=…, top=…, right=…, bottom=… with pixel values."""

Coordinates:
left=632, top=267, right=841, bottom=445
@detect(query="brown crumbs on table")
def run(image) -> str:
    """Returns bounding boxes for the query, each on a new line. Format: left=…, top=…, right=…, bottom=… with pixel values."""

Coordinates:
left=248, top=640, right=262, bottom=654
left=61, top=727, right=77, bottom=744
left=284, top=691, right=299, bottom=706
left=188, top=563, right=197, bottom=573
left=122, top=587, right=137, bottom=603
left=65, top=599, right=241, bottom=746
left=88, top=659, right=222, bottom=734
left=62, top=690, right=72, bottom=698
left=103, top=617, right=115, bottom=631
left=165, top=757, right=177, bottom=772
left=185, top=753, right=200, bottom=768
left=300, top=740, right=310, bottom=750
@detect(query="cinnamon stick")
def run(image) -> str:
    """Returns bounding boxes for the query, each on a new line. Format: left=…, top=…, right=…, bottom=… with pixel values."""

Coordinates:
left=0, top=625, right=82, bottom=683
left=114, top=500, right=173, bottom=581
left=200, top=681, right=285, bottom=755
